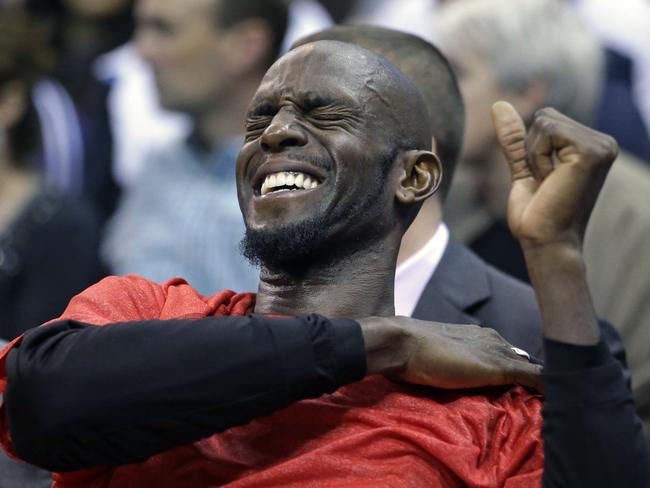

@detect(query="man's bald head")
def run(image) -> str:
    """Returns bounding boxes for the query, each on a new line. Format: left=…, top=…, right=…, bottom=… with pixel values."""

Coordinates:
left=294, top=25, right=464, bottom=199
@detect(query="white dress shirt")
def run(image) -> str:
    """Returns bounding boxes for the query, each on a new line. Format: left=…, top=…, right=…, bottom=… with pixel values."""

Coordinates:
left=394, top=223, right=449, bottom=317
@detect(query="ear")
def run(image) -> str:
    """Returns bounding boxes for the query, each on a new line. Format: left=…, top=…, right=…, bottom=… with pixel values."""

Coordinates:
left=395, top=150, right=443, bottom=204
left=222, top=19, right=273, bottom=76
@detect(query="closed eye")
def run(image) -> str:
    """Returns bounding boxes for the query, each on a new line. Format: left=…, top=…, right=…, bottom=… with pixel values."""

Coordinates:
left=245, top=115, right=272, bottom=142
left=308, top=105, right=362, bottom=128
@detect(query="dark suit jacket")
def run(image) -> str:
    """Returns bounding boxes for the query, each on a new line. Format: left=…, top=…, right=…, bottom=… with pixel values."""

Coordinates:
left=412, top=238, right=628, bottom=371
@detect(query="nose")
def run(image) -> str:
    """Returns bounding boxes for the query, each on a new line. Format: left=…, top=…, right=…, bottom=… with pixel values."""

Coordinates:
left=260, top=108, right=308, bottom=152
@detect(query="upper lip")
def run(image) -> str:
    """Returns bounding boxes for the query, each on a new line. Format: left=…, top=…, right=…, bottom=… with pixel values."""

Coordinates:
left=251, top=158, right=329, bottom=194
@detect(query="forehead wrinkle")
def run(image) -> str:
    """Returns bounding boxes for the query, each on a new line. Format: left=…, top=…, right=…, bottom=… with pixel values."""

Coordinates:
left=256, top=50, right=371, bottom=111
left=253, top=40, right=432, bottom=147
left=295, top=44, right=402, bottom=128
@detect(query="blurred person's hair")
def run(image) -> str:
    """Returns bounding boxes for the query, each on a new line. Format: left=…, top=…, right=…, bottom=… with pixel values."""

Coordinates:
left=294, top=25, right=464, bottom=199
left=0, top=5, right=54, bottom=166
left=436, top=0, right=603, bottom=125
left=217, top=0, right=289, bottom=69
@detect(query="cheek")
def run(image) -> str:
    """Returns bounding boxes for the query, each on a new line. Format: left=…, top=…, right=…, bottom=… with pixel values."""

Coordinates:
left=235, top=145, right=257, bottom=210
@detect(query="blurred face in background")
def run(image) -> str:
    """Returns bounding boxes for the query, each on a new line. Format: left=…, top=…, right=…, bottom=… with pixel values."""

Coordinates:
left=135, top=0, right=232, bottom=114
left=447, top=47, right=505, bottom=166
left=445, top=45, right=538, bottom=217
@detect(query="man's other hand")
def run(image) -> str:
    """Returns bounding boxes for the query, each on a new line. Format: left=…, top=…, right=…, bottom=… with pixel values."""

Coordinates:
left=491, top=102, right=617, bottom=252
left=357, top=316, right=543, bottom=392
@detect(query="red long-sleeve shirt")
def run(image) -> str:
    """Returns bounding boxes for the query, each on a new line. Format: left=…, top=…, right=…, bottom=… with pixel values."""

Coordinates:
left=1, top=275, right=543, bottom=487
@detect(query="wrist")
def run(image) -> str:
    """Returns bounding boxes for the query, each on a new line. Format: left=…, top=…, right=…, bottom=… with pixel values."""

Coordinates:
left=521, top=241, right=600, bottom=346
left=520, top=239, right=582, bottom=260
left=357, top=317, right=410, bottom=376
left=521, top=241, right=586, bottom=277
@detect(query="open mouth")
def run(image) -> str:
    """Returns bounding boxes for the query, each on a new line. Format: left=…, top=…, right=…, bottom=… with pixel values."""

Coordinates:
left=259, top=171, right=321, bottom=196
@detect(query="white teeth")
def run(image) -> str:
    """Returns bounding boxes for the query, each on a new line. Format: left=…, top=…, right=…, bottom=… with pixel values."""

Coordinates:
left=260, top=171, right=321, bottom=195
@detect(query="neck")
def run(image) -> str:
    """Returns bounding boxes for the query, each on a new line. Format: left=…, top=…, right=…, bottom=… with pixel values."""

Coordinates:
left=194, top=77, right=261, bottom=150
left=397, top=197, right=442, bottom=266
left=254, top=231, right=403, bottom=319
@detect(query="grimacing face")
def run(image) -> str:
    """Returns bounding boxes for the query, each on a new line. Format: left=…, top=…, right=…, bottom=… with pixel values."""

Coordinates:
left=236, top=41, right=433, bottom=268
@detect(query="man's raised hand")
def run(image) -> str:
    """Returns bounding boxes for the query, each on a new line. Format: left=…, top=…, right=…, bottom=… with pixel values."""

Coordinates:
left=491, top=102, right=617, bottom=251
left=491, top=102, right=616, bottom=345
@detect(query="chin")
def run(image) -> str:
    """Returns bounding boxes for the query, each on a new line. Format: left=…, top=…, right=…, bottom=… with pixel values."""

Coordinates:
left=241, top=217, right=331, bottom=271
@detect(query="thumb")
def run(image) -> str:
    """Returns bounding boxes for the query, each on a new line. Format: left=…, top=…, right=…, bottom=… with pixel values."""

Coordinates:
left=491, top=101, right=533, bottom=181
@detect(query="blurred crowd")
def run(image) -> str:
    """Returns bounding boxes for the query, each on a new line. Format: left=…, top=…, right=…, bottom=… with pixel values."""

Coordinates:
left=1, top=0, right=649, bottom=484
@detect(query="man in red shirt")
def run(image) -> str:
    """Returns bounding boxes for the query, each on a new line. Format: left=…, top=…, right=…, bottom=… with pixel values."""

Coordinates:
left=1, top=39, right=646, bottom=487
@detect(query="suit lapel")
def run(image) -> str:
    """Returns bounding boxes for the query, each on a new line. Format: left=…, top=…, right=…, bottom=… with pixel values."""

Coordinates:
left=412, top=238, right=491, bottom=325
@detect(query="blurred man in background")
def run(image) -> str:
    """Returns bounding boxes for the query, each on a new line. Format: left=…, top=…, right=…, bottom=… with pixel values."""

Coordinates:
left=436, top=0, right=650, bottom=429
left=103, top=0, right=290, bottom=294
left=25, top=0, right=134, bottom=221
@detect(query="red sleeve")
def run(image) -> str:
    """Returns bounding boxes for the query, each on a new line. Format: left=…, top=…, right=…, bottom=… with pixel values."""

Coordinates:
left=55, top=274, right=168, bottom=325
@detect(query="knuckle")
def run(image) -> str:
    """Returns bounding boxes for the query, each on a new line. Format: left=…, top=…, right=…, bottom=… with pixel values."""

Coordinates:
left=601, top=134, right=619, bottom=159
left=534, top=107, right=555, bottom=119
left=585, top=133, right=618, bottom=165
left=488, top=328, right=505, bottom=342
left=533, top=115, right=555, bottom=133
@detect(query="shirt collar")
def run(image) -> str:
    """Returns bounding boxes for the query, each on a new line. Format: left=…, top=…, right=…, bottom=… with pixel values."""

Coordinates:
left=394, top=223, right=449, bottom=316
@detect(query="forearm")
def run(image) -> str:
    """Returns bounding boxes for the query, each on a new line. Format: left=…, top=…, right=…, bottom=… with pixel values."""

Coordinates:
left=4, top=315, right=365, bottom=471
left=523, top=243, right=600, bottom=345
left=524, top=245, right=649, bottom=486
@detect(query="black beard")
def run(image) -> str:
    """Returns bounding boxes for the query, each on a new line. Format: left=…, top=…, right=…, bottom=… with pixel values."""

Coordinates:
left=240, top=146, right=399, bottom=274
left=240, top=212, right=332, bottom=272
